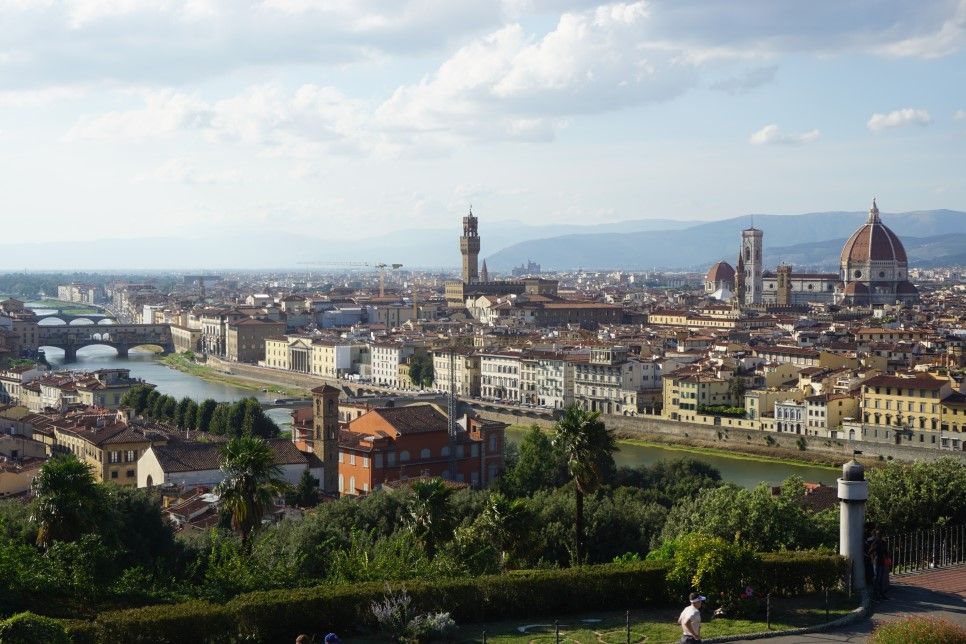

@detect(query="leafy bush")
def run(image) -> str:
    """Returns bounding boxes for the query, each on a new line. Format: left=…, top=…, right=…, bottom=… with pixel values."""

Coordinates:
left=758, top=551, right=846, bottom=596
left=58, top=552, right=844, bottom=641
left=370, top=586, right=456, bottom=642
left=0, top=612, right=70, bottom=644
left=870, top=616, right=966, bottom=644
left=648, top=534, right=760, bottom=605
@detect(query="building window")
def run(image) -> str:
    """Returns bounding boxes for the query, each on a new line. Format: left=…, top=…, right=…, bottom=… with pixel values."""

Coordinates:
left=400, top=450, right=410, bottom=462
left=126, top=450, right=136, bottom=462
left=111, top=471, right=118, bottom=479
left=349, top=453, right=356, bottom=465
left=420, top=448, right=431, bottom=459
left=363, top=457, right=369, bottom=469
left=126, top=469, right=135, bottom=478
left=338, top=453, right=344, bottom=463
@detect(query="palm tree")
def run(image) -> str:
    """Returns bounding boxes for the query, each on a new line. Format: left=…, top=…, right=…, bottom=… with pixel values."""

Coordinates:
left=552, top=404, right=617, bottom=564
left=215, top=435, right=288, bottom=547
left=406, top=478, right=453, bottom=559
left=31, top=454, right=102, bottom=547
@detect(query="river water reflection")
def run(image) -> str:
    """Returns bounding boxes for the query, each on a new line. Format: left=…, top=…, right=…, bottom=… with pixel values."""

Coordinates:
left=42, top=346, right=293, bottom=431
left=32, top=301, right=835, bottom=487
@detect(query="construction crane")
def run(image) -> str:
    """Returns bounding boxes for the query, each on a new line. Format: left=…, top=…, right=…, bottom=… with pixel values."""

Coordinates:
left=298, top=261, right=403, bottom=297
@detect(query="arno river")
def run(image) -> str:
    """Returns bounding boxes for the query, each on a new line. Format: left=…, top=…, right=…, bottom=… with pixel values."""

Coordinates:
left=33, top=307, right=837, bottom=488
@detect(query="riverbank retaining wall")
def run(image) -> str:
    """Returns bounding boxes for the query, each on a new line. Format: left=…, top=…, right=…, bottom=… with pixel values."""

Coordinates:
left=204, top=359, right=964, bottom=465
left=469, top=406, right=966, bottom=465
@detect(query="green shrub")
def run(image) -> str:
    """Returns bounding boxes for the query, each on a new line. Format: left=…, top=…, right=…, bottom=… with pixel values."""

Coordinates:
left=0, top=612, right=70, bottom=644
left=648, top=534, right=760, bottom=604
left=870, top=616, right=966, bottom=644
left=61, top=620, right=99, bottom=644
left=759, top=551, right=846, bottom=596
left=92, top=601, right=233, bottom=644
left=55, top=552, right=846, bottom=642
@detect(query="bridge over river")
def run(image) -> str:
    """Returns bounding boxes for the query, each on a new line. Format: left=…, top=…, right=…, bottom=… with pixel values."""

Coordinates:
left=38, top=323, right=174, bottom=362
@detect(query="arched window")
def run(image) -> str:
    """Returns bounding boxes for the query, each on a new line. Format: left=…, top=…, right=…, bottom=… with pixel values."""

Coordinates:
left=400, top=450, right=410, bottom=462
left=420, top=448, right=431, bottom=459
left=349, top=476, right=355, bottom=493
left=440, top=446, right=450, bottom=457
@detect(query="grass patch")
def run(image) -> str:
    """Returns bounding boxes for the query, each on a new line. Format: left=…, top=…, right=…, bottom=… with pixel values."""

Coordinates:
left=160, top=353, right=309, bottom=398
left=618, top=439, right=840, bottom=471
left=349, top=593, right=857, bottom=643
left=504, top=424, right=839, bottom=471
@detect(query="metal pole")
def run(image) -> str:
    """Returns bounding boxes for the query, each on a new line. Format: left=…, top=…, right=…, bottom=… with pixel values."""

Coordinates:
left=555, top=620, right=560, bottom=644
left=825, top=588, right=830, bottom=622
left=766, top=594, right=771, bottom=630
left=482, top=630, right=487, bottom=644
left=626, top=610, right=630, bottom=644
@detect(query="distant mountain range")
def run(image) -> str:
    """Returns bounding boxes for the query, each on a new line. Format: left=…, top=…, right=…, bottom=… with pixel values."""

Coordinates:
left=766, top=233, right=966, bottom=270
left=0, top=210, right=962, bottom=271
left=0, top=218, right=694, bottom=271
left=485, top=210, right=966, bottom=271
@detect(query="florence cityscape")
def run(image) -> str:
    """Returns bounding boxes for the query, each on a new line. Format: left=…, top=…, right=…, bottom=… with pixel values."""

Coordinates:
left=1, top=2, right=966, bottom=643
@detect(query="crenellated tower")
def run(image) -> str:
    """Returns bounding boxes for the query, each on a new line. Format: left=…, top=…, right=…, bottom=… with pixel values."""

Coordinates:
left=460, top=207, right=480, bottom=284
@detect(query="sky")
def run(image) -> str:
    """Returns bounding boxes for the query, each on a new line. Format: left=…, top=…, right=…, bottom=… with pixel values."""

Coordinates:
left=1, top=0, right=965, bottom=244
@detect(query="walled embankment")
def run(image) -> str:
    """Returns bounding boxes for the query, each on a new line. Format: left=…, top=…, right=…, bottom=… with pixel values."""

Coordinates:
left=469, top=406, right=966, bottom=465
left=202, top=358, right=963, bottom=465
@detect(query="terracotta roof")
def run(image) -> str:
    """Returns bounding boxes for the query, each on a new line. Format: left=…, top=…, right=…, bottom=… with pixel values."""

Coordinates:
left=151, top=438, right=313, bottom=473
left=370, top=404, right=449, bottom=435
left=863, top=374, right=948, bottom=390
left=840, top=206, right=908, bottom=264
left=153, top=443, right=222, bottom=472
left=706, top=261, right=735, bottom=283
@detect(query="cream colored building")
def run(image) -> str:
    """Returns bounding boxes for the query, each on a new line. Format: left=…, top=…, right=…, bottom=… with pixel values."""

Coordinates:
left=662, top=370, right=734, bottom=422
left=55, top=420, right=158, bottom=487
left=432, top=349, right=481, bottom=397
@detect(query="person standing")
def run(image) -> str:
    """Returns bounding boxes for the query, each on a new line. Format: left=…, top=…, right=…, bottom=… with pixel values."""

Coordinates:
left=869, top=529, right=889, bottom=600
left=678, top=592, right=705, bottom=643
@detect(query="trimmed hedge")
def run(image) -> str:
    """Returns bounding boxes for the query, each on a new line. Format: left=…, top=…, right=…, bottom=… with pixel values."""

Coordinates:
left=758, top=551, right=847, bottom=596
left=0, top=612, right=70, bottom=644
left=63, top=553, right=845, bottom=643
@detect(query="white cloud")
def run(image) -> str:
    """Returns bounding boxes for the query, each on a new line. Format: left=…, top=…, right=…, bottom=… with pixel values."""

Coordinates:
left=134, top=158, right=241, bottom=185
left=0, top=86, right=89, bottom=108
left=66, top=84, right=379, bottom=155
left=374, top=2, right=696, bottom=146
left=749, top=124, right=820, bottom=145
left=710, top=65, right=778, bottom=94
left=64, top=3, right=699, bottom=153
left=955, top=109, right=966, bottom=120
left=0, top=0, right=504, bottom=88
left=3, top=0, right=962, bottom=94
left=66, top=90, right=213, bottom=142
left=867, top=108, right=932, bottom=132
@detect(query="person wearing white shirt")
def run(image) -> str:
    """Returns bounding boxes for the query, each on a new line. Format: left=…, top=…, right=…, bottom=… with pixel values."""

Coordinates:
left=678, top=592, right=705, bottom=643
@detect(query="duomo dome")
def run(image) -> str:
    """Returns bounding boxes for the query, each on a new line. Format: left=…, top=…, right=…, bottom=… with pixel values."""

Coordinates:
left=836, top=199, right=918, bottom=306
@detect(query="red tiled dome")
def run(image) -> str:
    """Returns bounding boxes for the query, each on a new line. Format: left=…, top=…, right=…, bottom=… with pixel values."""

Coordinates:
left=896, top=281, right=919, bottom=295
left=842, top=282, right=869, bottom=295
left=706, top=261, right=735, bottom=283
left=840, top=201, right=908, bottom=265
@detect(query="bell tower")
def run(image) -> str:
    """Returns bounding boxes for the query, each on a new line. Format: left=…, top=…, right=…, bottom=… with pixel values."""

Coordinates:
left=741, top=226, right=763, bottom=305
left=460, top=207, right=480, bottom=284
left=311, top=384, right=341, bottom=496
left=776, top=264, right=792, bottom=306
